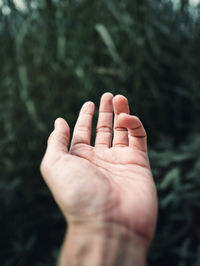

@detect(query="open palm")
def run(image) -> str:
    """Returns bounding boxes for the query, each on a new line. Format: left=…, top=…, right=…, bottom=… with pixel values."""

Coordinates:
left=41, top=93, right=157, bottom=247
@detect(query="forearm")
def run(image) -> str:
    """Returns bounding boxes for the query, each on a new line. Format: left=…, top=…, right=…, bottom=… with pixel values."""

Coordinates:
left=58, top=223, right=148, bottom=266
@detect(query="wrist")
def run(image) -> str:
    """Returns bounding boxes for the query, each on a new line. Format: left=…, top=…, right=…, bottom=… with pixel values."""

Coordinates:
left=59, top=222, right=148, bottom=266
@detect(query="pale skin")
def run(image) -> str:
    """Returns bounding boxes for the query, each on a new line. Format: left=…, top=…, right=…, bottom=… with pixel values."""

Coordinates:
left=40, top=93, right=158, bottom=266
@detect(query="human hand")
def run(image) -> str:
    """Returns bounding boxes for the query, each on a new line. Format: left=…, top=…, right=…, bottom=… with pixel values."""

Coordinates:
left=40, top=93, right=157, bottom=256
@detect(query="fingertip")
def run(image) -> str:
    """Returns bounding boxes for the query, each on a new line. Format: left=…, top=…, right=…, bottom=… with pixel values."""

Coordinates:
left=55, top=117, right=67, bottom=127
left=101, top=92, right=114, bottom=99
left=113, top=94, right=128, bottom=103
left=99, top=92, right=114, bottom=113
left=101, top=93, right=114, bottom=106
left=113, top=95, right=129, bottom=115
left=54, top=117, right=64, bottom=126
left=86, top=100, right=95, bottom=106
left=54, top=117, right=70, bottom=134
left=88, top=101, right=95, bottom=109
left=81, top=101, right=95, bottom=113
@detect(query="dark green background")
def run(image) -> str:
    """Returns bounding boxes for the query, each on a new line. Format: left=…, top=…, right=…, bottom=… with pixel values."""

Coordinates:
left=1, top=0, right=200, bottom=265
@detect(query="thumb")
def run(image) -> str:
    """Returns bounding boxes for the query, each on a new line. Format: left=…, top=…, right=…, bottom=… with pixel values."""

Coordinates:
left=47, top=117, right=70, bottom=155
left=40, top=117, right=70, bottom=177
left=40, top=118, right=70, bottom=180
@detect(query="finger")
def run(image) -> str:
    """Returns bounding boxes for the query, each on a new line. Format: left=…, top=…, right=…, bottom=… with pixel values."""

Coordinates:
left=47, top=117, right=70, bottom=154
left=41, top=118, right=70, bottom=175
left=118, top=113, right=147, bottom=152
left=70, top=101, right=95, bottom=147
left=95, top=92, right=114, bottom=148
left=112, top=95, right=129, bottom=147
left=40, top=118, right=70, bottom=182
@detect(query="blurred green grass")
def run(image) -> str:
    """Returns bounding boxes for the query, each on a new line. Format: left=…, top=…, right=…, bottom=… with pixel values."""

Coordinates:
left=0, top=0, right=200, bottom=265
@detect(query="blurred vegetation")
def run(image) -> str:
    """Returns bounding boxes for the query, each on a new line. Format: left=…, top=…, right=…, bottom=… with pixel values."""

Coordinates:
left=0, top=0, right=200, bottom=265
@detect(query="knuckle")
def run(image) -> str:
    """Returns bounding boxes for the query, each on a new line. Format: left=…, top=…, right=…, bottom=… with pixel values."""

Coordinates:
left=96, top=126, right=112, bottom=134
left=114, top=126, right=127, bottom=132
left=40, top=157, right=52, bottom=179
left=40, top=159, right=47, bottom=176
left=76, top=125, right=91, bottom=133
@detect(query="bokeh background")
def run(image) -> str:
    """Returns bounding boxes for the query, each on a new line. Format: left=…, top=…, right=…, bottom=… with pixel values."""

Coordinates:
left=1, top=0, right=200, bottom=265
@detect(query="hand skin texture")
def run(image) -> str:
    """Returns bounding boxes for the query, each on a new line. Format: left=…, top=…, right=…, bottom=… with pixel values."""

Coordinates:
left=40, top=93, right=158, bottom=266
